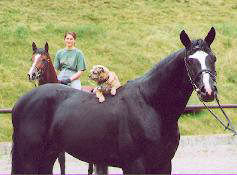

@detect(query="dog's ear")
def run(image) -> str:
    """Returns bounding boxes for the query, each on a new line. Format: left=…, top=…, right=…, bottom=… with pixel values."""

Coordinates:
left=102, top=66, right=109, bottom=73
left=97, top=66, right=104, bottom=73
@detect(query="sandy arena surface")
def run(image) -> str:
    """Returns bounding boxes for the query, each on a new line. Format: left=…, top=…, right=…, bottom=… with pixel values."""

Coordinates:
left=1, top=134, right=237, bottom=174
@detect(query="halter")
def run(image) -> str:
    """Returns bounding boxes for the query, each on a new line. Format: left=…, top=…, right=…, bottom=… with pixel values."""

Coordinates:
left=32, top=58, right=49, bottom=86
left=184, top=51, right=216, bottom=93
left=184, top=50, right=237, bottom=135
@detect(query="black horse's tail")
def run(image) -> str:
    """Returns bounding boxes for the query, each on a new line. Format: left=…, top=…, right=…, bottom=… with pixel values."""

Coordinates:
left=11, top=107, right=21, bottom=174
left=11, top=130, right=18, bottom=174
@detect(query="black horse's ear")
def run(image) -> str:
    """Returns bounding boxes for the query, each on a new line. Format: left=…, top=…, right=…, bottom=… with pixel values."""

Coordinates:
left=204, top=27, right=216, bottom=47
left=45, top=42, right=49, bottom=53
left=180, top=30, right=191, bottom=49
left=32, top=42, right=37, bottom=52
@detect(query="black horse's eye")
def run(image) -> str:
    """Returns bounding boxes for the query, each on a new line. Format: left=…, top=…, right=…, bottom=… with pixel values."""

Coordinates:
left=186, top=58, right=193, bottom=64
left=213, top=55, right=217, bottom=62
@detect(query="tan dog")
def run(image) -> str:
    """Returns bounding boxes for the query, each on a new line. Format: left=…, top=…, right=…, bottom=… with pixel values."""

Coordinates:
left=89, top=65, right=121, bottom=103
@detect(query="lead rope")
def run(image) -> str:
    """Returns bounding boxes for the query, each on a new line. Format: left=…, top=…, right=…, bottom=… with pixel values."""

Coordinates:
left=200, top=97, right=237, bottom=136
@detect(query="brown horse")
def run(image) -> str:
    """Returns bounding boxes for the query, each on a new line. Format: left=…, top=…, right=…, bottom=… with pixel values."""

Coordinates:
left=27, top=42, right=98, bottom=174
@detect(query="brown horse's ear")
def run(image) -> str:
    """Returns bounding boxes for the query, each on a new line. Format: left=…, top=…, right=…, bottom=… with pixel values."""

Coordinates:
left=32, top=42, right=37, bottom=52
left=45, top=42, right=49, bottom=53
left=180, top=30, right=191, bottom=49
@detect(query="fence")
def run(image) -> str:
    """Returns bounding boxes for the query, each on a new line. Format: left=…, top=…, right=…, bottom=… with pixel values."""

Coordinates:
left=0, top=109, right=12, bottom=113
left=1, top=104, right=237, bottom=114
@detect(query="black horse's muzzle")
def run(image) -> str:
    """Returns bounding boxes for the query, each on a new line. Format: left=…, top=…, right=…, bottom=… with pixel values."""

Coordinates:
left=197, top=84, right=217, bottom=102
left=195, top=70, right=217, bottom=102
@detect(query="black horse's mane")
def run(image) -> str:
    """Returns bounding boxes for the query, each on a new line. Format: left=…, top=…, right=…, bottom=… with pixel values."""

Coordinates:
left=126, top=47, right=185, bottom=86
left=129, top=38, right=207, bottom=85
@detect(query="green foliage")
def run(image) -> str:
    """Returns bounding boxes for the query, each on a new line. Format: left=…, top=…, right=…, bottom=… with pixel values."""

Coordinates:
left=1, top=0, right=237, bottom=141
left=0, top=114, right=12, bottom=142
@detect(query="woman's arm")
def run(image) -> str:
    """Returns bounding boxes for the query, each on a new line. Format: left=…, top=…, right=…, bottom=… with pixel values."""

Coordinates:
left=70, top=70, right=84, bottom=81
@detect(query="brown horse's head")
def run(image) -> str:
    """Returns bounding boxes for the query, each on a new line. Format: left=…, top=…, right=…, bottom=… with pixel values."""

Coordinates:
left=28, top=42, right=58, bottom=85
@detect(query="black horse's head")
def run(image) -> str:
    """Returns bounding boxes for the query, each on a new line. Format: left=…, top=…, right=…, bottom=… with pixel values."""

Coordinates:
left=180, top=27, right=217, bottom=102
left=28, top=42, right=50, bottom=81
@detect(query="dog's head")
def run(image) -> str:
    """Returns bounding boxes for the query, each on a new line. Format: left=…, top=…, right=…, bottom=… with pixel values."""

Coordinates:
left=89, top=65, right=110, bottom=84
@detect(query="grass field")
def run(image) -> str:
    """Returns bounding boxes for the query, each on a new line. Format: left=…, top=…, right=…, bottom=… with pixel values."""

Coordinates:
left=1, top=0, right=237, bottom=142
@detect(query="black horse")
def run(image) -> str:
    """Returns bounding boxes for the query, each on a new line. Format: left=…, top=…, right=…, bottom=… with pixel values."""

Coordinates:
left=11, top=27, right=217, bottom=174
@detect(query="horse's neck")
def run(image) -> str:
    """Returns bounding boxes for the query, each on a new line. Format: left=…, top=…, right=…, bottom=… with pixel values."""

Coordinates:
left=141, top=49, right=193, bottom=121
left=39, top=60, right=58, bottom=85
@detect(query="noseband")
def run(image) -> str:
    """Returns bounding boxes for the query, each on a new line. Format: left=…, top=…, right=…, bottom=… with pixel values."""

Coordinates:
left=194, top=69, right=216, bottom=83
left=33, top=59, right=49, bottom=80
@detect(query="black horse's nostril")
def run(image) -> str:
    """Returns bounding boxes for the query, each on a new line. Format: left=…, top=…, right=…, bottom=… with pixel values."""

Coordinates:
left=199, top=85, right=212, bottom=97
left=200, top=86, right=206, bottom=94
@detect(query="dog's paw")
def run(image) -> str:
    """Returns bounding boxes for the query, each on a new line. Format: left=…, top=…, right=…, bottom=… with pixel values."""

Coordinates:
left=111, top=89, right=116, bottom=95
left=99, top=97, right=105, bottom=103
left=92, top=89, right=97, bottom=93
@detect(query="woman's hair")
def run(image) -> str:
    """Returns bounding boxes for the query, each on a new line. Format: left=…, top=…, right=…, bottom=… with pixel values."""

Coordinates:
left=64, top=32, right=77, bottom=40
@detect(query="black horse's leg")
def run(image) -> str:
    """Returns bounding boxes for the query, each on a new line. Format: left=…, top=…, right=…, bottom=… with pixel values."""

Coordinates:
left=13, top=154, right=39, bottom=174
left=58, top=152, right=66, bottom=174
left=95, top=163, right=108, bottom=175
left=156, top=160, right=172, bottom=174
left=145, top=159, right=172, bottom=174
left=88, top=163, right=94, bottom=174
left=38, top=151, right=58, bottom=174
left=122, top=158, right=145, bottom=174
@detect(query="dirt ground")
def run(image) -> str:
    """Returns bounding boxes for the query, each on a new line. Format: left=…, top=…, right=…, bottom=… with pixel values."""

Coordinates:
left=1, top=134, right=237, bottom=174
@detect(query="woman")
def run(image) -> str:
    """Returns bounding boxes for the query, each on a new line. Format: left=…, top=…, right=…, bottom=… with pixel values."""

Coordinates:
left=54, top=32, right=86, bottom=90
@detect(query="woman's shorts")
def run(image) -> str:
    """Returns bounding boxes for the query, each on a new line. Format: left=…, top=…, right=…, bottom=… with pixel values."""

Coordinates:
left=57, top=69, right=82, bottom=90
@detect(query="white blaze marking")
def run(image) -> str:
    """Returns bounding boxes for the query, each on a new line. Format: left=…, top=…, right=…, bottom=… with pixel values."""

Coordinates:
left=189, top=51, right=212, bottom=95
left=28, top=54, right=41, bottom=77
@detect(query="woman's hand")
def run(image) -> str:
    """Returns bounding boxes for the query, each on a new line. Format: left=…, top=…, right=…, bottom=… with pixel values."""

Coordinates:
left=60, top=78, right=71, bottom=85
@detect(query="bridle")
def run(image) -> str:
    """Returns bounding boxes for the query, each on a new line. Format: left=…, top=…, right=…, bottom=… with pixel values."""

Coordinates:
left=184, top=50, right=237, bottom=135
left=184, top=58, right=216, bottom=94
left=32, top=55, right=49, bottom=86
